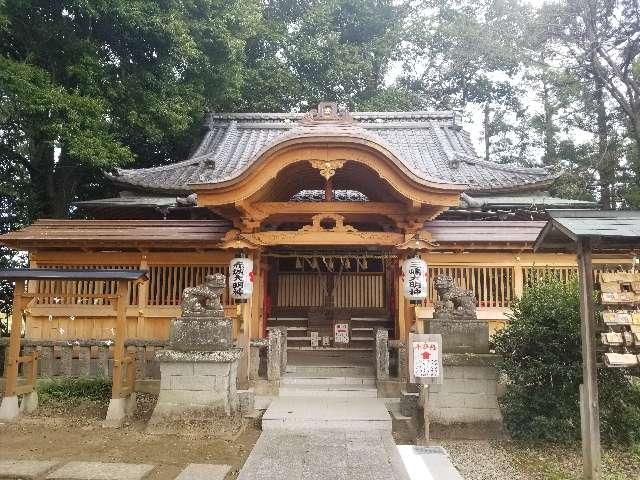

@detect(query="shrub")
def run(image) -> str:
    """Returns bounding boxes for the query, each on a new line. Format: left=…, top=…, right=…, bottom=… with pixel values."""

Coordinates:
left=494, top=276, right=640, bottom=444
left=38, top=377, right=112, bottom=403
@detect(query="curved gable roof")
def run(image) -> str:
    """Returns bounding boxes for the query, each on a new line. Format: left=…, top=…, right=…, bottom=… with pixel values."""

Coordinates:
left=111, top=107, right=557, bottom=194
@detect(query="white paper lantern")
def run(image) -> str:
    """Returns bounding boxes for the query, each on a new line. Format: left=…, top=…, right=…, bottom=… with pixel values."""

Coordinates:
left=402, top=256, right=428, bottom=302
left=229, top=257, right=254, bottom=301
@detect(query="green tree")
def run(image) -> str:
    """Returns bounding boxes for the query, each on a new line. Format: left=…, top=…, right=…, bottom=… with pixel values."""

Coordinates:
left=0, top=0, right=260, bottom=219
left=238, top=0, right=409, bottom=111
left=494, top=277, right=640, bottom=443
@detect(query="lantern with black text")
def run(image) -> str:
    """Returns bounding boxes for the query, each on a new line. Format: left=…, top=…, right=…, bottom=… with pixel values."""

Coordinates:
left=229, top=257, right=254, bottom=302
left=402, top=256, right=428, bottom=303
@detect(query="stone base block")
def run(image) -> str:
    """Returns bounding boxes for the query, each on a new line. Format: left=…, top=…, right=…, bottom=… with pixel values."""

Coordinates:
left=0, top=395, right=20, bottom=422
left=376, top=379, right=404, bottom=398
left=150, top=348, right=243, bottom=428
left=427, top=319, right=489, bottom=353
left=103, top=395, right=137, bottom=428
left=19, top=390, right=39, bottom=414
left=169, top=316, right=232, bottom=352
left=400, top=391, right=420, bottom=417
left=237, top=389, right=255, bottom=416
left=0, top=460, right=59, bottom=479
left=428, top=420, right=505, bottom=440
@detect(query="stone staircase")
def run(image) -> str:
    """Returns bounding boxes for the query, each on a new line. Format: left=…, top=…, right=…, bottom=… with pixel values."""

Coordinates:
left=279, top=364, right=378, bottom=398
left=267, top=316, right=393, bottom=350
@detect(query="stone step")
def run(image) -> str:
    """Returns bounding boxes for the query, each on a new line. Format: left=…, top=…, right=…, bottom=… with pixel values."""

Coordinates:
left=287, top=346, right=374, bottom=351
left=261, top=397, right=392, bottom=432
left=279, top=385, right=378, bottom=398
left=286, top=364, right=374, bottom=377
left=281, top=375, right=376, bottom=386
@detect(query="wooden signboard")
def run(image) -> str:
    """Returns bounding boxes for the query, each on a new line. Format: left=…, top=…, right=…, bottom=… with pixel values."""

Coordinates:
left=599, top=272, right=640, bottom=372
left=408, top=333, right=443, bottom=385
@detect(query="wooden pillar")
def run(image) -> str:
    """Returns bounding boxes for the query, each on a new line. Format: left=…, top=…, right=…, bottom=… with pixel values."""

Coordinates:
left=111, top=280, right=130, bottom=399
left=3, top=281, right=25, bottom=397
left=577, top=238, right=601, bottom=480
left=136, top=254, right=149, bottom=338
left=513, top=263, right=524, bottom=299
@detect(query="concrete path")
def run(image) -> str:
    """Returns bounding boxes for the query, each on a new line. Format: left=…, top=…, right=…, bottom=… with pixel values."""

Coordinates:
left=262, top=396, right=391, bottom=431
left=239, top=364, right=409, bottom=480
left=0, top=460, right=231, bottom=480
left=238, top=429, right=409, bottom=480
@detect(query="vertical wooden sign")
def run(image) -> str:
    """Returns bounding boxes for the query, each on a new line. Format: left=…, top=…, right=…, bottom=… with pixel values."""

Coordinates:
left=408, top=333, right=443, bottom=385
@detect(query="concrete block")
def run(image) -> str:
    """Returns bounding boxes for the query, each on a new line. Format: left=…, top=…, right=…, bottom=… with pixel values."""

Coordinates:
left=443, top=366, right=466, bottom=379
left=46, top=462, right=154, bottom=480
left=428, top=393, right=466, bottom=408
left=249, top=345, right=261, bottom=380
left=20, top=390, right=39, bottom=414
left=397, top=445, right=464, bottom=480
left=160, top=361, right=194, bottom=377
left=400, top=391, right=420, bottom=417
left=0, top=460, right=59, bottom=479
left=169, top=316, right=232, bottom=352
left=170, top=375, right=217, bottom=391
left=157, top=389, right=222, bottom=406
left=193, top=361, right=230, bottom=377
left=462, top=366, right=496, bottom=380
left=103, top=398, right=128, bottom=428
left=375, top=328, right=389, bottom=380
left=0, top=395, right=20, bottom=422
left=267, top=329, right=282, bottom=382
left=238, top=389, right=255, bottom=416
left=464, top=394, right=498, bottom=409
left=174, top=464, right=231, bottom=480
left=427, top=319, right=489, bottom=354
left=440, top=379, right=488, bottom=394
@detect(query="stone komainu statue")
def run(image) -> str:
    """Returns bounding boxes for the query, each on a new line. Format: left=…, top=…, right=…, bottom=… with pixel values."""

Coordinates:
left=181, top=273, right=225, bottom=317
left=433, top=274, right=477, bottom=319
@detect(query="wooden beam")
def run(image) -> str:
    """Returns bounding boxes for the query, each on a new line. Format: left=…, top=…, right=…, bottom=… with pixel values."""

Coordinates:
left=111, top=280, right=130, bottom=399
left=3, top=280, right=25, bottom=397
left=252, top=201, right=409, bottom=216
left=577, top=237, right=601, bottom=480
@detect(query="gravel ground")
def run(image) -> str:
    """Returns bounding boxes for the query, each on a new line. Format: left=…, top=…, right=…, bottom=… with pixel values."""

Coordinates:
left=440, top=440, right=528, bottom=480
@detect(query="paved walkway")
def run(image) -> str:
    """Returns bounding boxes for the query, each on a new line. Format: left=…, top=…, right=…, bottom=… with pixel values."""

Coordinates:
left=238, top=426, right=409, bottom=480
left=238, top=392, right=409, bottom=480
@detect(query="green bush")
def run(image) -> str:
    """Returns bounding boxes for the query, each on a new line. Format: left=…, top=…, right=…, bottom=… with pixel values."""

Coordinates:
left=38, top=377, right=112, bottom=403
left=494, top=276, right=640, bottom=444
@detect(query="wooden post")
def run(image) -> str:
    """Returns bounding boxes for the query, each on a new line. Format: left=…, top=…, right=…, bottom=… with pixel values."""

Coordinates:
left=513, top=263, right=524, bottom=299
left=136, top=254, right=149, bottom=338
left=577, top=238, right=601, bottom=480
left=3, top=280, right=25, bottom=397
left=111, top=280, right=130, bottom=399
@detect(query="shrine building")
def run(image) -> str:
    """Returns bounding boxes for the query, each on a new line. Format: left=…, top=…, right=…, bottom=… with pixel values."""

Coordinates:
left=1, top=102, right=630, bottom=380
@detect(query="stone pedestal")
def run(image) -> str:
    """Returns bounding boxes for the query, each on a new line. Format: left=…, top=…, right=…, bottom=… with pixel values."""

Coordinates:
left=149, top=304, right=243, bottom=432
left=169, top=316, right=232, bottom=351
left=149, top=349, right=243, bottom=423
left=426, top=318, right=489, bottom=354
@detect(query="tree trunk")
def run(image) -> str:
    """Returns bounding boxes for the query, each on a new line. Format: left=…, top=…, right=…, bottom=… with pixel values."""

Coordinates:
left=593, top=66, right=613, bottom=210
left=542, top=77, right=557, bottom=166
left=484, top=103, right=491, bottom=162
left=28, top=138, right=78, bottom=219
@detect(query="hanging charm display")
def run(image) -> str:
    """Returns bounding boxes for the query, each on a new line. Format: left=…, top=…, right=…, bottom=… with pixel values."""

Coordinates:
left=402, top=255, right=428, bottom=304
left=229, top=256, right=254, bottom=302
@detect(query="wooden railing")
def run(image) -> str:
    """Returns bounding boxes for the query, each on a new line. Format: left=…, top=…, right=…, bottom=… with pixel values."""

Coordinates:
left=275, top=272, right=385, bottom=308
left=426, top=265, right=514, bottom=308
left=147, top=264, right=232, bottom=306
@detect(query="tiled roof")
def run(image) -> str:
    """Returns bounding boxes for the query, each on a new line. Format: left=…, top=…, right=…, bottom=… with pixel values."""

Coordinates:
left=111, top=109, right=557, bottom=194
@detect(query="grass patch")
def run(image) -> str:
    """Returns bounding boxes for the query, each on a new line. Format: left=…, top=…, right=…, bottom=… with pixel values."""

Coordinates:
left=38, top=377, right=112, bottom=404
left=505, top=441, right=640, bottom=480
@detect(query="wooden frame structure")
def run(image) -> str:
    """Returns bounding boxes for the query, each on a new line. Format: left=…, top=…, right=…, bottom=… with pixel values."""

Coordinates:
left=0, top=268, right=148, bottom=423
left=535, top=210, right=640, bottom=480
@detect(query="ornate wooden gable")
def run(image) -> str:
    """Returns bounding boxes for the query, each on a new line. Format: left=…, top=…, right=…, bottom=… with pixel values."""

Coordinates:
left=192, top=102, right=465, bottom=248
